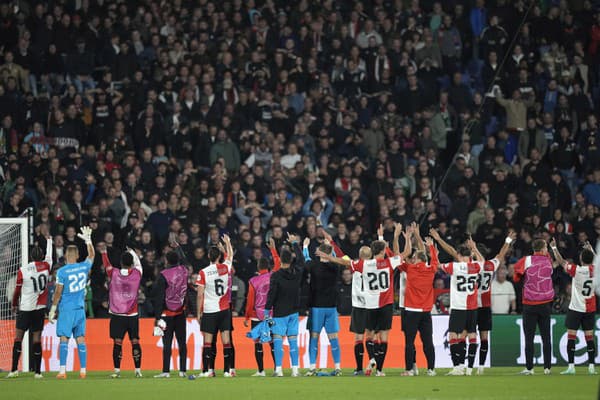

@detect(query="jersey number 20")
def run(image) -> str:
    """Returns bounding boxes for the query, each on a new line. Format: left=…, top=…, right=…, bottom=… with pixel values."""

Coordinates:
left=367, top=271, right=389, bottom=291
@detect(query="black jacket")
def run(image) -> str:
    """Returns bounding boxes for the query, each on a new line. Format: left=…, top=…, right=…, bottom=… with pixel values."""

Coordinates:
left=265, top=243, right=307, bottom=318
left=307, top=258, right=341, bottom=308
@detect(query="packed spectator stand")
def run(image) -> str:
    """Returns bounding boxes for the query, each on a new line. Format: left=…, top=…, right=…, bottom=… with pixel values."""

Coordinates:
left=1, top=0, right=599, bottom=320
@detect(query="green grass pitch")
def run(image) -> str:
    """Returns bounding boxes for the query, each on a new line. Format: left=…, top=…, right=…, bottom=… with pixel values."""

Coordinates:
left=4, top=368, right=598, bottom=400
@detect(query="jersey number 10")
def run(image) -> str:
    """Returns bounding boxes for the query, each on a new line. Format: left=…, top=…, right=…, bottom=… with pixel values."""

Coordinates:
left=30, top=275, right=48, bottom=293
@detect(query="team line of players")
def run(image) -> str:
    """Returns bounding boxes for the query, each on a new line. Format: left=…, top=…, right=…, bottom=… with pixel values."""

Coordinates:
left=6, top=222, right=598, bottom=378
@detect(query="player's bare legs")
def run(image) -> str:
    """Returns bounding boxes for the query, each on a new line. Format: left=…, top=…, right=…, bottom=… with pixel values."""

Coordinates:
left=57, top=336, right=69, bottom=379
left=465, top=331, right=478, bottom=375
left=111, top=338, right=123, bottom=378
left=477, top=330, right=489, bottom=374
left=327, top=333, right=342, bottom=375
left=272, top=334, right=284, bottom=377
left=75, top=336, right=87, bottom=378
left=288, top=335, right=299, bottom=376
left=31, top=330, right=43, bottom=378
left=353, top=333, right=365, bottom=375
left=220, top=330, right=234, bottom=376
left=131, top=338, right=142, bottom=377
left=562, top=329, right=597, bottom=375
left=201, top=332, right=215, bottom=377
left=447, top=331, right=465, bottom=375
left=374, top=330, right=390, bottom=376
left=364, top=330, right=377, bottom=375
left=7, top=329, right=25, bottom=378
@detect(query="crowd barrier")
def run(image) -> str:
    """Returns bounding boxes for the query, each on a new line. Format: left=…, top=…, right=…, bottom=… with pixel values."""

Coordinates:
left=7, top=315, right=599, bottom=371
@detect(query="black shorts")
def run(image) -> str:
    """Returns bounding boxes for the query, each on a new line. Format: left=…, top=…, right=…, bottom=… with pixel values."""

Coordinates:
left=109, top=314, right=140, bottom=340
left=201, top=309, right=232, bottom=335
left=350, top=307, right=367, bottom=334
left=366, top=304, right=393, bottom=332
left=565, top=310, right=596, bottom=331
left=449, top=309, right=477, bottom=334
left=16, top=309, right=45, bottom=332
left=477, top=307, right=492, bottom=331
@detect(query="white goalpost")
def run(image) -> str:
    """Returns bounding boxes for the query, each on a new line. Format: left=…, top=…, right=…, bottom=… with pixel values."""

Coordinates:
left=0, top=218, right=29, bottom=372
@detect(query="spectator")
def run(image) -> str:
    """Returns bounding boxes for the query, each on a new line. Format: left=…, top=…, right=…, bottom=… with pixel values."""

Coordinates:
left=491, top=266, right=516, bottom=314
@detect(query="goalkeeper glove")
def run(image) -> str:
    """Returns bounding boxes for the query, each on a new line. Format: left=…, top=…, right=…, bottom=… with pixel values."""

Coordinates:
left=77, top=226, right=93, bottom=245
left=153, top=326, right=164, bottom=337
left=48, top=305, right=57, bottom=324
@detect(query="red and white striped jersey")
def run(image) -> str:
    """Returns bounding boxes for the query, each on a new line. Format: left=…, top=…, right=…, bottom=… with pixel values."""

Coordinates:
left=351, top=270, right=366, bottom=308
left=351, top=255, right=403, bottom=309
left=197, top=260, right=233, bottom=313
left=440, top=261, right=482, bottom=310
left=17, top=261, right=51, bottom=311
left=564, top=263, right=596, bottom=313
left=478, top=258, right=500, bottom=308
left=398, top=271, right=407, bottom=308
left=14, top=240, right=53, bottom=312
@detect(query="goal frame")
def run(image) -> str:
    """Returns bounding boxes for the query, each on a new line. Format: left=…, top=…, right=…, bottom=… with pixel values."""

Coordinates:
left=1, top=217, right=30, bottom=371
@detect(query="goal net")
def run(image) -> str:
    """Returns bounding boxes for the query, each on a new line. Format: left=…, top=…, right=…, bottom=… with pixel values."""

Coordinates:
left=0, top=218, right=28, bottom=372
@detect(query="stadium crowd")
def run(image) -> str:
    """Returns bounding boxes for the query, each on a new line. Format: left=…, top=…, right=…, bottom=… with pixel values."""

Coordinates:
left=1, top=0, right=600, bottom=320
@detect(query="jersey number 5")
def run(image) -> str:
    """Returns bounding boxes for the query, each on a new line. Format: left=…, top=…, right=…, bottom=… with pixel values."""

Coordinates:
left=582, top=280, right=593, bottom=297
left=68, top=272, right=87, bottom=292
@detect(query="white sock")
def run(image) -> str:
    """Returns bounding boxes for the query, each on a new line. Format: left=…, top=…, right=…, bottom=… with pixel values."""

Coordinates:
left=310, top=363, right=316, bottom=369
left=115, top=368, right=120, bottom=373
left=80, top=368, right=86, bottom=374
left=59, top=366, right=66, bottom=374
left=135, top=368, right=141, bottom=373
left=275, top=366, right=282, bottom=373
left=335, top=363, right=340, bottom=370
left=292, top=366, right=298, bottom=374
left=569, top=363, right=575, bottom=368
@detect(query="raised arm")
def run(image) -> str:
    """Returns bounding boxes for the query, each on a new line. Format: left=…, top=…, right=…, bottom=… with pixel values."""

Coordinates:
left=267, top=238, right=281, bottom=271
left=413, top=222, right=425, bottom=252
left=400, top=225, right=413, bottom=260
left=549, top=238, right=566, bottom=267
left=322, top=230, right=345, bottom=257
left=425, top=237, right=439, bottom=268
left=467, top=236, right=484, bottom=262
left=495, top=230, right=517, bottom=262
left=285, top=233, right=306, bottom=271
left=129, top=247, right=143, bottom=273
left=392, top=223, right=402, bottom=256
left=315, top=249, right=352, bottom=267
left=430, top=228, right=459, bottom=260
left=45, top=236, right=54, bottom=268
left=101, top=244, right=113, bottom=276
left=77, top=226, right=95, bottom=262
left=223, top=234, right=234, bottom=263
